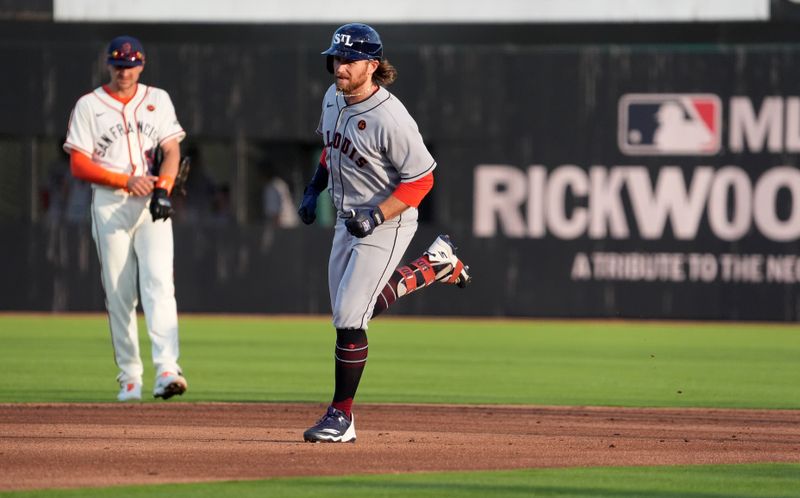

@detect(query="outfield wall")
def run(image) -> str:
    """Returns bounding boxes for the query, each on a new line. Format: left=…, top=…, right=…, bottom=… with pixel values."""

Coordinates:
left=1, top=21, right=799, bottom=320
left=4, top=218, right=798, bottom=321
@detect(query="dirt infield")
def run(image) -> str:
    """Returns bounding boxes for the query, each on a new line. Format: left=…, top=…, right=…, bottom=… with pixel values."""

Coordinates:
left=1, top=403, right=799, bottom=491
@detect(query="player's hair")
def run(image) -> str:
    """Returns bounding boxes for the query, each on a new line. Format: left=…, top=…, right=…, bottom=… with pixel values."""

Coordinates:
left=373, top=59, right=397, bottom=86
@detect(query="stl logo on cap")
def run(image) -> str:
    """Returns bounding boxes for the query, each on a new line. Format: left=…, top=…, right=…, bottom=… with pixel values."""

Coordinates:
left=333, top=33, right=354, bottom=47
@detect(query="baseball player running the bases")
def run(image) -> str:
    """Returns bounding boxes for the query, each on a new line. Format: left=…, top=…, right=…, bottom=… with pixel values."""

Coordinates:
left=63, top=36, right=188, bottom=402
left=298, top=23, right=472, bottom=443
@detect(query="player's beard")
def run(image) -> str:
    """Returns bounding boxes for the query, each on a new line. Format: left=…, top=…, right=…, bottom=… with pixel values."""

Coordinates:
left=336, top=67, right=371, bottom=96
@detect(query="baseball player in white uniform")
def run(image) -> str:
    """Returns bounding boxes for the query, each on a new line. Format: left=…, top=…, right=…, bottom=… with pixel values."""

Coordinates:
left=298, top=23, right=472, bottom=443
left=63, top=36, right=188, bottom=402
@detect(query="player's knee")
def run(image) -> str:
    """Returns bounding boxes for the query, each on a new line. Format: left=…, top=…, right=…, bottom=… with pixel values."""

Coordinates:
left=336, top=328, right=367, bottom=345
left=332, top=300, right=370, bottom=330
left=332, top=312, right=370, bottom=331
left=141, top=275, right=175, bottom=298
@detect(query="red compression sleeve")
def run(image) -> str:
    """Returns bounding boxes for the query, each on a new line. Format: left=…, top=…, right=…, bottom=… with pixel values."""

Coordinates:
left=319, top=148, right=328, bottom=169
left=70, top=150, right=130, bottom=189
left=392, top=172, right=434, bottom=208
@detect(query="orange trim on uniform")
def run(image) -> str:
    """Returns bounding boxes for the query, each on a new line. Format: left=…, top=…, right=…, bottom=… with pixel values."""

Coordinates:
left=102, top=84, right=136, bottom=105
left=392, top=172, right=434, bottom=208
left=70, top=150, right=130, bottom=190
left=133, top=87, right=152, bottom=169
left=93, top=88, right=138, bottom=175
left=156, top=175, right=175, bottom=194
left=319, top=147, right=328, bottom=169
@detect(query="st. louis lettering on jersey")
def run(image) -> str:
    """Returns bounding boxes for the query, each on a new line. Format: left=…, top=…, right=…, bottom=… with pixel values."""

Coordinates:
left=317, top=84, right=436, bottom=213
left=618, top=93, right=721, bottom=155
left=325, top=130, right=368, bottom=167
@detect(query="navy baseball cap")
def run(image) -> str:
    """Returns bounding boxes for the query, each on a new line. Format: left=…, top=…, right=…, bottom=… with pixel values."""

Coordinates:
left=107, top=36, right=145, bottom=67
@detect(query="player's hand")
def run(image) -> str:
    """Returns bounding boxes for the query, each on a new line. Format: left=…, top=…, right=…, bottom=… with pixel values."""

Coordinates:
left=127, top=175, right=158, bottom=196
left=149, top=188, right=174, bottom=222
left=345, top=208, right=385, bottom=238
left=298, top=187, right=320, bottom=225
left=298, top=163, right=329, bottom=225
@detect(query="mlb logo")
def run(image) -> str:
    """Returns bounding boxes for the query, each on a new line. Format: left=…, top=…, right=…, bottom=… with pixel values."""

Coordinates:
left=618, top=94, right=722, bottom=155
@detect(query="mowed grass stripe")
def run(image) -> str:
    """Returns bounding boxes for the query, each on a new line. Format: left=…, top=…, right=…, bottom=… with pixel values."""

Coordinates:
left=0, top=315, right=797, bottom=408
left=1, top=463, right=799, bottom=498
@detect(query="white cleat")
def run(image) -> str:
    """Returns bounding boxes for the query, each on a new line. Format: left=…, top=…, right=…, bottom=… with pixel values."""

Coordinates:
left=424, top=234, right=472, bottom=288
left=153, top=371, right=188, bottom=400
left=117, top=381, right=142, bottom=402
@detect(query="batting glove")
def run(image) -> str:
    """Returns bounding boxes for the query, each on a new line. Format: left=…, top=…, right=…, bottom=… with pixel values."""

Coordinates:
left=150, top=188, right=174, bottom=222
left=345, top=207, right=385, bottom=238
left=298, top=187, right=320, bottom=225
left=298, top=164, right=329, bottom=225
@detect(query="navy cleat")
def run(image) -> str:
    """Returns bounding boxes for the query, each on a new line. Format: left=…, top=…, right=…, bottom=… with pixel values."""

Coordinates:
left=303, top=406, right=357, bottom=443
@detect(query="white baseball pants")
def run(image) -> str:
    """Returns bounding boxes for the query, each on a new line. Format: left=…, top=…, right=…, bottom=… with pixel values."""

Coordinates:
left=91, top=187, right=181, bottom=384
left=329, top=209, right=418, bottom=330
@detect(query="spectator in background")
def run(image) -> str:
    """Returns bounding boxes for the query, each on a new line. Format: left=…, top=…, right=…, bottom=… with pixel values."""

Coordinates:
left=209, top=183, right=234, bottom=225
left=42, top=158, right=91, bottom=225
left=261, top=161, right=299, bottom=228
left=42, top=169, right=70, bottom=311
left=42, top=141, right=93, bottom=311
left=64, top=174, right=92, bottom=224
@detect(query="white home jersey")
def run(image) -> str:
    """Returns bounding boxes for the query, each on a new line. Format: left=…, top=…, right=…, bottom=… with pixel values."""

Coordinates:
left=64, top=84, right=185, bottom=178
left=317, top=84, right=436, bottom=214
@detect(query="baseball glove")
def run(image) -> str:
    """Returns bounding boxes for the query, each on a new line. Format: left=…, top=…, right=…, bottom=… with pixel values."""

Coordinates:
left=148, top=145, right=164, bottom=176
left=149, top=146, right=191, bottom=196
left=172, top=155, right=191, bottom=196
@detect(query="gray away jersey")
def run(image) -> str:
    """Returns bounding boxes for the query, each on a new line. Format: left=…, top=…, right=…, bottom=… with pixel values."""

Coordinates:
left=317, top=85, right=436, bottom=214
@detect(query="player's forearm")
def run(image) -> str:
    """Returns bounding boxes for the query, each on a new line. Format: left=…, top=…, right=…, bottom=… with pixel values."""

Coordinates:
left=377, top=195, right=410, bottom=221
left=158, top=140, right=180, bottom=178
left=70, top=150, right=130, bottom=189
left=155, top=139, right=180, bottom=193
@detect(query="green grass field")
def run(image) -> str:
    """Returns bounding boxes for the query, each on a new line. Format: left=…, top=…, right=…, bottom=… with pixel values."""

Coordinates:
left=4, top=464, right=800, bottom=498
left=1, top=314, right=798, bottom=408
left=1, top=314, right=799, bottom=497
